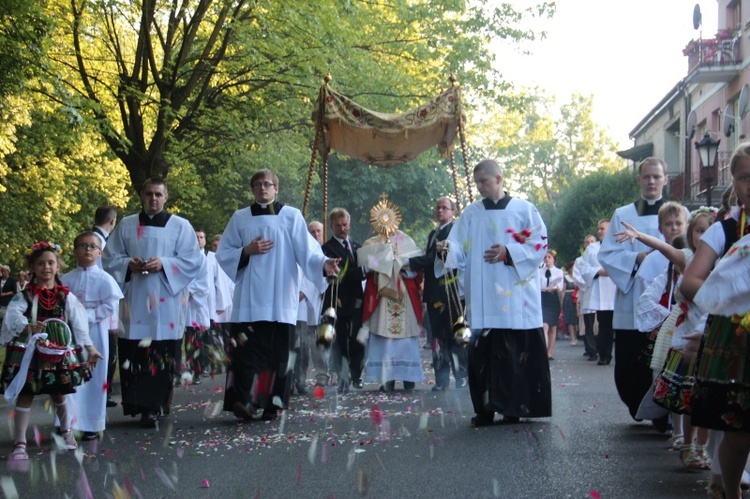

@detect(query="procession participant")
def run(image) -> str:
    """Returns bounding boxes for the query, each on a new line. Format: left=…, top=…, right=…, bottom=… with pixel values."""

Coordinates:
left=539, top=249, right=564, bottom=360
left=357, top=196, right=424, bottom=392
left=181, top=229, right=211, bottom=385
left=573, top=234, right=597, bottom=361
left=216, top=169, right=339, bottom=421
left=62, top=232, right=123, bottom=440
left=102, top=177, right=203, bottom=427
left=406, top=197, right=467, bottom=391
left=1, top=241, right=102, bottom=460
left=597, top=157, right=670, bottom=419
left=579, top=221, right=616, bottom=364
left=0, top=265, right=18, bottom=326
left=206, top=233, right=233, bottom=374
left=92, top=205, right=119, bottom=407
left=438, top=159, right=551, bottom=426
left=321, top=208, right=366, bottom=394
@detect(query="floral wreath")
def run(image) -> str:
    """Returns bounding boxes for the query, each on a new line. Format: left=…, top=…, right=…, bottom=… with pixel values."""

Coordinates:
left=689, top=206, right=718, bottom=223
left=369, top=193, right=401, bottom=240
left=26, top=241, right=62, bottom=256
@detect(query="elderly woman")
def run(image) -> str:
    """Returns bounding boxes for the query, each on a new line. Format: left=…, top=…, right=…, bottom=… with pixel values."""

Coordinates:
left=539, top=250, right=563, bottom=360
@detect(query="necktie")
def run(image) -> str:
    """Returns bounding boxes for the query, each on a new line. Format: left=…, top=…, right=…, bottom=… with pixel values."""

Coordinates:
left=342, top=239, right=352, bottom=258
left=545, top=269, right=551, bottom=287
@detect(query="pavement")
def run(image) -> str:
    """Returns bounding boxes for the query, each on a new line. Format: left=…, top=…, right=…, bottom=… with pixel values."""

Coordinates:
left=0, top=340, right=718, bottom=498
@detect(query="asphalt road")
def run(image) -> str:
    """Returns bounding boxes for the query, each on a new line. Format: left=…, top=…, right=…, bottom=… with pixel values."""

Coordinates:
left=0, top=341, right=714, bottom=498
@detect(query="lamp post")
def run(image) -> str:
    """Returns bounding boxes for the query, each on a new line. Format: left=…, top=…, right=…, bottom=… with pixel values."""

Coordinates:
left=694, top=131, right=720, bottom=207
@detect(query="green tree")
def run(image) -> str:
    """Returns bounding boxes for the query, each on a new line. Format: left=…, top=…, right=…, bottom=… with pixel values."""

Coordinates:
left=546, top=168, right=640, bottom=265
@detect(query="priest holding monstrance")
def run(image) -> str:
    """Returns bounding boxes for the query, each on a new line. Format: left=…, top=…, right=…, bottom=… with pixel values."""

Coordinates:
left=356, top=195, right=425, bottom=392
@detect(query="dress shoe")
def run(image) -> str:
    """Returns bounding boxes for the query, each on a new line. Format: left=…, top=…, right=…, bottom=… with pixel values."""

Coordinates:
left=106, top=398, right=117, bottom=408
left=380, top=381, right=396, bottom=392
left=141, top=411, right=159, bottom=428
left=652, top=414, right=671, bottom=434
left=81, top=431, right=100, bottom=441
left=261, top=409, right=279, bottom=421
left=403, top=381, right=415, bottom=391
left=192, top=377, right=202, bottom=385
left=232, top=402, right=257, bottom=421
left=431, top=384, right=447, bottom=392
left=470, top=412, right=495, bottom=427
left=296, top=382, right=309, bottom=395
left=597, top=358, right=611, bottom=365
left=499, top=416, right=520, bottom=425
left=352, top=378, right=364, bottom=389
left=456, top=377, right=468, bottom=388
left=587, top=355, right=598, bottom=362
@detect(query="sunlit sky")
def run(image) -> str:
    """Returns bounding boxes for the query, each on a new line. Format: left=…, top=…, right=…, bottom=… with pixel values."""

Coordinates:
left=493, top=0, right=719, bottom=149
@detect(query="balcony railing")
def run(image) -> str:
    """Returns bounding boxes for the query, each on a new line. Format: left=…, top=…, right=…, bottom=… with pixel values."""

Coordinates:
left=684, top=32, right=741, bottom=78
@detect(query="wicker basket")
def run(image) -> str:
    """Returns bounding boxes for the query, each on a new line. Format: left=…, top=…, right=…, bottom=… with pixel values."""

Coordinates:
left=34, top=318, right=71, bottom=364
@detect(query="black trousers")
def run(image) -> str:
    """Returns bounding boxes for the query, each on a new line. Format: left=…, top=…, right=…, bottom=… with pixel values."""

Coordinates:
left=596, top=310, right=614, bottom=362
left=330, top=314, right=364, bottom=382
left=223, top=321, right=292, bottom=412
left=427, top=303, right=467, bottom=387
left=118, top=338, right=179, bottom=416
left=582, top=313, right=597, bottom=357
left=614, top=328, right=652, bottom=420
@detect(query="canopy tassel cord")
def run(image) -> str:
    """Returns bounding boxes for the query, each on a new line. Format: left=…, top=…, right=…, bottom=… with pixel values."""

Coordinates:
left=304, top=77, right=330, bottom=218
left=448, top=151, right=463, bottom=214
left=322, top=152, right=330, bottom=239
left=451, top=75, right=473, bottom=205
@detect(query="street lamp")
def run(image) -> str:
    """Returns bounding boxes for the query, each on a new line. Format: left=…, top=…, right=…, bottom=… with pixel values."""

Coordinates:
left=694, top=131, right=720, bottom=207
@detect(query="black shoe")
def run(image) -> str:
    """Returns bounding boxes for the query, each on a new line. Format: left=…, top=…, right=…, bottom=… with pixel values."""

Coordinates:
left=296, top=382, right=309, bottom=395
left=81, top=431, right=100, bottom=441
left=652, top=414, right=671, bottom=434
left=597, top=358, right=611, bottom=365
left=379, top=381, right=396, bottom=392
left=456, top=377, right=468, bottom=388
left=587, top=355, right=598, bottom=362
left=261, top=409, right=278, bottom=421
left=431, top=384, right=447, bottom=392
left=192, top=377, right=203, bottom=385
left=499, top=416, right=520, bottom=425
left=471, top=412, right=495, bottom=427
left=141, top=411, right=158, bottom=428
left=232, top=402, right=257, bottom=421
left=173, top=377, right=181, bottom=387
left=403, top=381, right=415, bottom=391
left=352, top=378, right=364, bottom=389
left=106, top=398, right=117, bottom=408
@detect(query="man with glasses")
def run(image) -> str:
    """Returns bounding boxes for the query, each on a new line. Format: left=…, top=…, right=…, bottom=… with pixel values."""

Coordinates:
left=216, top=169, right=339, bottom=421
left=103, top=177, right=203, bottom=427
left=406, top=197, right=467, bottom=391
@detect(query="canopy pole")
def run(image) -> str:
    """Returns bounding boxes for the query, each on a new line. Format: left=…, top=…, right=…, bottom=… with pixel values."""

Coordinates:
left=448, top=151, right=463, bottom=215
left=322, top=152, right=329, bottom=240
left=304, top=76, right=331, bottom=218
left=450, top=74, right=473, bottom=205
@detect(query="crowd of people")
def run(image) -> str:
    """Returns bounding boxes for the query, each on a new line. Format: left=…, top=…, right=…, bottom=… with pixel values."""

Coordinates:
left=1, top=152, right=750, bottom=497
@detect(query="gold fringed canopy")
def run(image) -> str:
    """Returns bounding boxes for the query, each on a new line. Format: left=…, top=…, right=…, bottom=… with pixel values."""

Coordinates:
left=312, top=83, right=464, bottom=168
left=303, top=74, right=473, bottom=236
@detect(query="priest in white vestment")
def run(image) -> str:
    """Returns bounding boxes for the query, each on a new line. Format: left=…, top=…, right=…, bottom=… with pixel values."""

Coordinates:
left=102, top=177, right=203, bottom=427
left=216, top=169, right=338, bottom=422
left=440, top=159, right=551, bottom=427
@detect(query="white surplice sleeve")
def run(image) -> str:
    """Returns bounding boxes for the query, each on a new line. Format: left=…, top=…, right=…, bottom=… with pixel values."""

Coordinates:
left=160, top=218, right=203, bottom=297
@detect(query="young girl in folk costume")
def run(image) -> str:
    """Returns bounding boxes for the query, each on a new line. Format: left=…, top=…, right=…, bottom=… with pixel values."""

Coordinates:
left=0, top=241, right=103, bottom=461
left=623, top=207, right=716, bottom=469
left=682, top=142, right=750, bottom=499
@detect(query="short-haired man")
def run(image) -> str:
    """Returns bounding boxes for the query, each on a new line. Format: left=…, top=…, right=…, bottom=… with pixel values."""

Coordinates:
left=103, top=177, right=203, bottom=427
left=216, top=169, right=338, bottom=420
left=406, top=197, right=467, bottom=390
left=322, top=208, right=366, bottom=394
left=597, top=157, right=674, bottom=421
left=573, top=234, right=597, bottom=361
left=439, top=159, right=551, bottom=426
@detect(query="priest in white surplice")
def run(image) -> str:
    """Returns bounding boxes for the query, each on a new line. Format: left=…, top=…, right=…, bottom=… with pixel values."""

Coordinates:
left=62, top=231, right=123, bottom=439
left=439, top=159, right=551, bottom=427
left=102, top=177, right=203, bottom=427
left=597, top=157, right=669, bottom=420
left=216, top=169, right=339, bottom=422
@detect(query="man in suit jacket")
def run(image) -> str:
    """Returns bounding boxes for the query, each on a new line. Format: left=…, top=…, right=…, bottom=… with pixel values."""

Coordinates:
left=406, top=197, right=467, bottom=390
left=322, top=207, right=366, bottom=394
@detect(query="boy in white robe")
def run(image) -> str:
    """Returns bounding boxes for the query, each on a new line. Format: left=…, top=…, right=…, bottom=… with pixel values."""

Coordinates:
left=63, top=232, right=123, bottom=439
left=216, top=169, right=339, bottom=421
left=102, top=177, right=203, bottom=427
left=439, top=159, right=551, bottom=427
